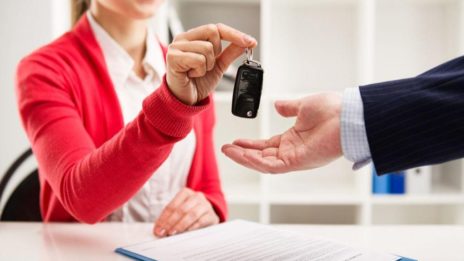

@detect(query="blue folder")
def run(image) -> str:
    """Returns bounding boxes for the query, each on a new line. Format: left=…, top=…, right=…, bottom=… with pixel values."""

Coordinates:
left=115, top=247, right=156, bottom=261
left=115, top=247, right=417, bottom=261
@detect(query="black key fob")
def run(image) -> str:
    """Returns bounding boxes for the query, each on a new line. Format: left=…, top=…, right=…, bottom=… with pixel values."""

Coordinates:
left=232, top=49, right=264, bottom=118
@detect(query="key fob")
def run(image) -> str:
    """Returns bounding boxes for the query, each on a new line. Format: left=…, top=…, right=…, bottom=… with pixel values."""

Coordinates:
left=232, top=49, right=264, bottom=118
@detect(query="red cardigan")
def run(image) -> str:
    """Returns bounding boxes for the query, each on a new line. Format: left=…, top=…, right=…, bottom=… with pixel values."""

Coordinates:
left=15, top=15, right=226, bottom=223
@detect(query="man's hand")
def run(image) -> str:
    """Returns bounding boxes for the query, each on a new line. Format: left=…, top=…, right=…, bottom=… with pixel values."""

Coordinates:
left=167, top=23, right=257, bottom=105
left=153, top=188, right=219, bottom=237
left=222, top=92, right=343, bottom=173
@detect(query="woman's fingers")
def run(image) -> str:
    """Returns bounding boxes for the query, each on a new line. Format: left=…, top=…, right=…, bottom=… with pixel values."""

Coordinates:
left=187, top=212, right=219, bottom=232
left=217, top=23, right=257, bottom=48
left=153, top=189, right=219, bottom=237
left=166, top=23, right=257, bottom=105
left=170, top=41, right=216, bottom=71
left=215, top=43, right=246, bottom=74
left=174, top=23, right=258, bottom=74
left=176, top=23, right=256, bottom=55
left=167, top=48, right=207, bottom=78
left=214, top=24, right=257, bottom=73
left=154, top=188, right=193, bottom=237
left=175, top=24, right=222, bottom=55
left=169, top=197, right=210, bottom=235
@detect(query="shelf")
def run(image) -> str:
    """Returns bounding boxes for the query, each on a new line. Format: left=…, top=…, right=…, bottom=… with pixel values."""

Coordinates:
left=228, top=203, right=260, bottom=222
left=267, top=158, right=361, bottom=194
left=268, top=194, right=363, bottom=205
left=371, top=194, right=464, bottom=205
left=270, top=204, right=361, bottom=224
left=372, top=204, right=464, bottom=225
left=432, top=159, right=464, bottom=192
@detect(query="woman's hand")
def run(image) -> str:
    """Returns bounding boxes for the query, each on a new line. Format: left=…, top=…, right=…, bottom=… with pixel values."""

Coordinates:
left=153, top=188, right=219, bottom=237
left=166, top=23, right=257, bottom=105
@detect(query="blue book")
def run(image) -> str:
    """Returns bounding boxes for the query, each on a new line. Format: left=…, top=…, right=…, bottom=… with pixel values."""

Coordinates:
left=389, top=172, right=405, bottom=194
left=372, top=168, right=406, bottom=194
left=372, top=168, right=390, bottom=194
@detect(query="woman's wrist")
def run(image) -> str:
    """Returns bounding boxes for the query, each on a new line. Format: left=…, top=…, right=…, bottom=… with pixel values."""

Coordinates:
left=142, top=76, right=210, bottom=138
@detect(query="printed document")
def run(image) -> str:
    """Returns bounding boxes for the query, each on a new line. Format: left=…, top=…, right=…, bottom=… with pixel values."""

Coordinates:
left=116, top=220, right=401, bottom=261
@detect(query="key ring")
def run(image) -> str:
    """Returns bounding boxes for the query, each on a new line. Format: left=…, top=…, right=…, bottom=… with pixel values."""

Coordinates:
left=246, top=48, right=253, bottom=61
left=245, top=48, right=261, bottom=67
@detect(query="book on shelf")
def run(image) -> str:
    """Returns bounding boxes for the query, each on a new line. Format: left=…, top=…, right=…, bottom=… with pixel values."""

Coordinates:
left=372, top=167, right=405, bottom=195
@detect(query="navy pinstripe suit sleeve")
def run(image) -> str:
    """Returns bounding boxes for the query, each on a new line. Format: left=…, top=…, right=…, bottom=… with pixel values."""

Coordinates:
left=359, top=55, right=464, bottom=174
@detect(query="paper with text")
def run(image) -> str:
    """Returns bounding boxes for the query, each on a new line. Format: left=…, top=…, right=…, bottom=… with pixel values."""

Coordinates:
left=116, top=220, right=400, bottom=261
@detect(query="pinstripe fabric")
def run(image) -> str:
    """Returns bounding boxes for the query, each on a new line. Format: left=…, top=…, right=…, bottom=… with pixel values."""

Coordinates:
left=341, top=88, right=372, bottom=170
left=360, top=55, right=464, bottom=174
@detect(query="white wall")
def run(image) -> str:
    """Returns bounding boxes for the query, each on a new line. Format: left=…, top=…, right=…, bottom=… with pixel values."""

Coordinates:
left=0, top=0, right=69, bottom=178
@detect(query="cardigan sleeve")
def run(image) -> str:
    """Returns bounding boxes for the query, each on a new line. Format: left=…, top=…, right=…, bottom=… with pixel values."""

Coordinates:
left=16, top=58, right=210, bottom=224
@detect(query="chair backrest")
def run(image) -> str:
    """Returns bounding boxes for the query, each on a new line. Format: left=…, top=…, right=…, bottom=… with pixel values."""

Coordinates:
left=0, top=148, right=42, bottom=221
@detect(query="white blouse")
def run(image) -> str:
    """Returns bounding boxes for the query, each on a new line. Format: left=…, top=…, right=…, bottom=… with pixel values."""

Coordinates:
left=87, top=12, right=196, bottom=222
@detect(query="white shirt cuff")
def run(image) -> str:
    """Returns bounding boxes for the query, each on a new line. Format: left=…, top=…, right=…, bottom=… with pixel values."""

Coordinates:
left=340, top=87, right=372, bottom=170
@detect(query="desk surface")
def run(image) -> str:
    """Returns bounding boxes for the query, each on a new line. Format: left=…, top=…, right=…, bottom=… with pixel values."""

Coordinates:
left=0, top=222, right=462, bottom=261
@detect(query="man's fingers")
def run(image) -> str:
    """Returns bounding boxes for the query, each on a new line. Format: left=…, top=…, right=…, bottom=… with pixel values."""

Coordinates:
left=244, top=150, right=288, bottom=174
left=275, top=99, right=301, bottom=117
left=224, top=139, right=290, bottom=174
left=262, top=147, right=279, bottom=157
left=221, top=144, right=268, bottom=173
left=217, top=23, right=257, bottom=48
left=232, top=135, right=281, bottom=150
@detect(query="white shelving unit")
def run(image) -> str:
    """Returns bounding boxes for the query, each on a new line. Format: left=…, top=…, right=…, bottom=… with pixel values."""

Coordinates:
left=174, top=0, right=464, bottom=225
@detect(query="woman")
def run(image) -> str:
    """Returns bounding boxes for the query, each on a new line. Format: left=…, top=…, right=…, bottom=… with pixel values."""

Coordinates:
left=15, top=0, right=256, bottom=237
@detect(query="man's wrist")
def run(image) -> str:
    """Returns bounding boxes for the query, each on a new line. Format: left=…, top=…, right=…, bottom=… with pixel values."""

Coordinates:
left=340, top=87, right=372, bottom=170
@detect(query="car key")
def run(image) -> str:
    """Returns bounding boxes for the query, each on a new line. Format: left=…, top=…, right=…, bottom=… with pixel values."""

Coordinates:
left=231, top=48, right=264, bottom=118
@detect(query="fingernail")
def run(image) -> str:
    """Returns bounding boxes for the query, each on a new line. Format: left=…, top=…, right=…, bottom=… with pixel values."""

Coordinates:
left=170, top=230, right=177, bottom=236
left=158, top=228, right=166, bottom=236
left=243, top=34, right=256, bottom=44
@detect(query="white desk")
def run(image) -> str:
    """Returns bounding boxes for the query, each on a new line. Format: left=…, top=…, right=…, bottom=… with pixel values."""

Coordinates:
left=0, top=222, right=462, bottom=260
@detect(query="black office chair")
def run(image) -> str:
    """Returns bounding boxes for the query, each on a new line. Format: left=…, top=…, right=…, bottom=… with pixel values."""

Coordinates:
left=0, top=148, right=42, bottom=221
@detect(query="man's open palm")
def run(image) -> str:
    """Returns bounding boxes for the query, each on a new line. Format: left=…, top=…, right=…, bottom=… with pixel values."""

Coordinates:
left=221, top=93, right=343, bottom=173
